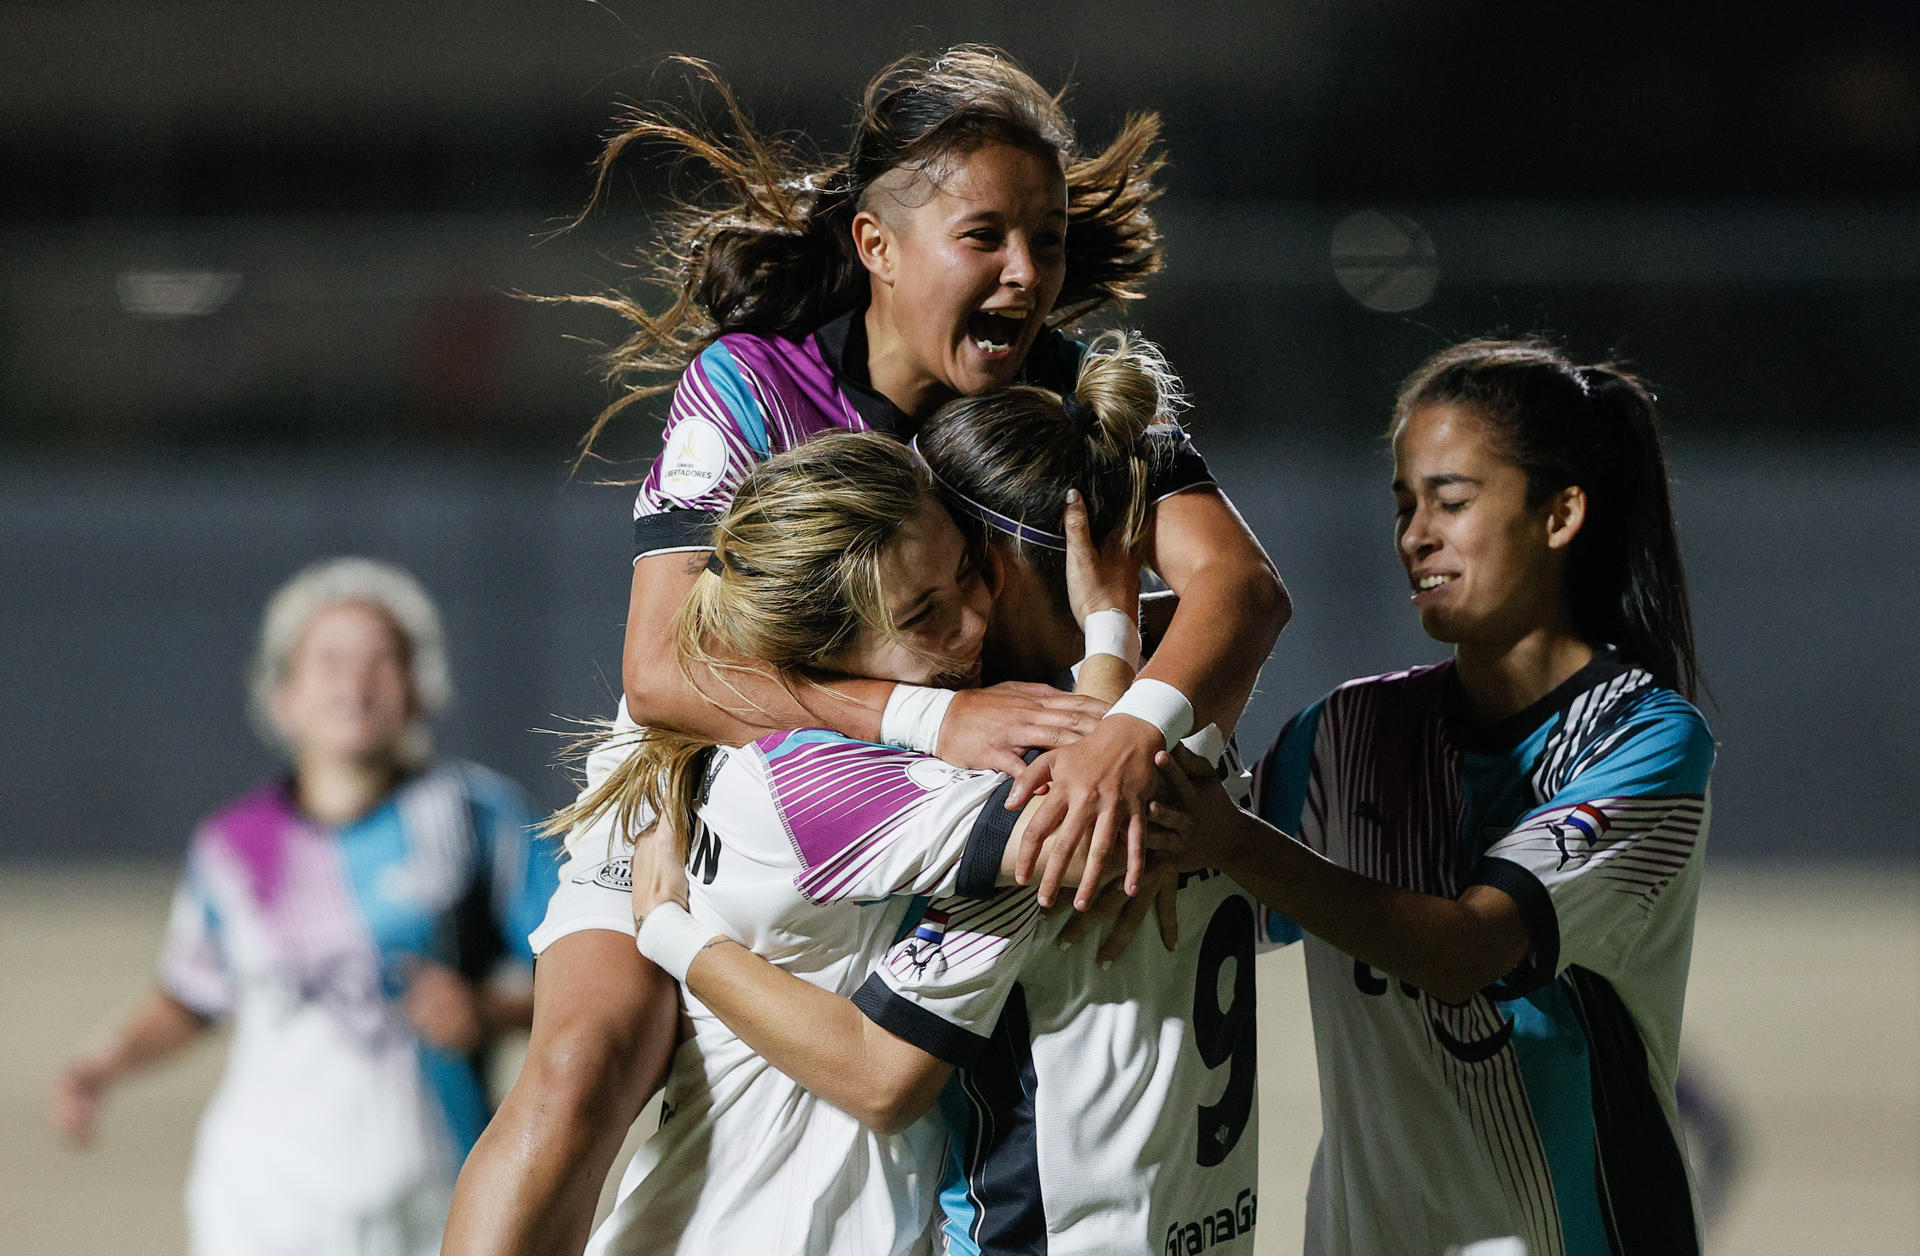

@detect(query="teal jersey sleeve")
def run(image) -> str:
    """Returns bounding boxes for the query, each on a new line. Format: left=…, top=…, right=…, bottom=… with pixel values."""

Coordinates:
left=464, top=766, right=562, bottom=965
left=1474, top=689, right=1714, bottom=983
left=1251, top=701, right=1326, bottom=948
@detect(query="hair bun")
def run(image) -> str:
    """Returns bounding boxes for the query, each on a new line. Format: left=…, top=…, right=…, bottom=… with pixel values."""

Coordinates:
left=1059, top=391, right=1098, bottom=435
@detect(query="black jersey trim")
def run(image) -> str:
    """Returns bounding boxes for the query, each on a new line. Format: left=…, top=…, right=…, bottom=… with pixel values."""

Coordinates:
left=1145, top=432, right=1215, bottom=503
left=1445, top=648, right=1632, bottom=755
left=634, top=509, right=720, bottom=560
left=1567, top=967, right=1702, bottom=1256
left=1472, top=856, right=1560, bottom=999
left=853, top=972, right=994, bottom=1066
left=959, top=772, right=1025, bottom=899
left=955, top=986, right=1049, bottom=1255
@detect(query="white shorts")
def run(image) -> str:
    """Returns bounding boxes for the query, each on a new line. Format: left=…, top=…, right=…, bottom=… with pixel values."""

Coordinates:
left=529, top=700, right=655, bottom=956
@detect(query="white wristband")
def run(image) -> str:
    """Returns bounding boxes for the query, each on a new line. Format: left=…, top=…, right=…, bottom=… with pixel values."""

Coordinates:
left=1080, top=608, right=1142, bottom=669
left=1103, top=678, right=1196, bottom=750
left=880, top=683, right=957, bottom=754
left=635, top=903, right=721, bottom=983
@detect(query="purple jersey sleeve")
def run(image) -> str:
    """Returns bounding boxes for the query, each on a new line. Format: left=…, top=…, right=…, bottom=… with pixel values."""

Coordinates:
left=752, top=730, right=1012, bottom=905
left=632, top=340, right=776, bottom=558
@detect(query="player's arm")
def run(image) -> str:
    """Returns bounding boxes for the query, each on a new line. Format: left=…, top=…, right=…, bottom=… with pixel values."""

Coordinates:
left=50, top=989, right=210, bottom=1147
left=623, top=551, right=1105, bottom=778
left=441, top=929, right=679, bottom=1256
left=1150, top=747, right=1527, bottom=1004
left=1010, top=485, right=1286, bottom=906
left=639, top=794, right=1100, bottom=1136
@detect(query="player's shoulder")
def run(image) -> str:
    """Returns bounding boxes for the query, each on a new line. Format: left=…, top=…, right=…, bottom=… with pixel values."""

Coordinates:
left=196, top=780, right=297, bottom=847
left=745, top=729, right=993, bottom=816
left=1585, top=675, right=1715, bottom=781
left=432, top=759, right=537, bottom=819
left=1321, top=661, right=1454, bottom=724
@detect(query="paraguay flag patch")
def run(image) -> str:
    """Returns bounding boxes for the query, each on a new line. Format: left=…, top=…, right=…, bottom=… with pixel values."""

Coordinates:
left=899, top=908, right=951, bottom=978
left=1551, top=802, right=1611, bottom=868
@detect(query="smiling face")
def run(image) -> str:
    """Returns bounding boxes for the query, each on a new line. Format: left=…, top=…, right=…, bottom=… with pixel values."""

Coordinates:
left=1392, top=402, right=1580, bottom=654
left=855, top=140, right=1068, bottom=412
left=827, top=496, right=994, bottom=687
left=270, top=600, right=416, bottom=766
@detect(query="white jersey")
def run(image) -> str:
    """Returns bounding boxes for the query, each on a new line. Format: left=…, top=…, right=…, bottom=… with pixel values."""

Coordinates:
left=854, top=774, right=1268, bottom=1256
left=158, top=764, right=554, bottom=1256
left=1256, top=656, right=1714, bottom=1256
left=586, top=729, right=1043, bottom=1256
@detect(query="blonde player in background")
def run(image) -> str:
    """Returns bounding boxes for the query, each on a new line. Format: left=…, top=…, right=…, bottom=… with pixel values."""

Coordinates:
left=52, top=558, right=557, bottom=1256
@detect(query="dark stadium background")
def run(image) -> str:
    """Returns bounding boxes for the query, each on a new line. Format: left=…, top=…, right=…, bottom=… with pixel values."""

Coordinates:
left=2, top=5, right=1914, bottom=1252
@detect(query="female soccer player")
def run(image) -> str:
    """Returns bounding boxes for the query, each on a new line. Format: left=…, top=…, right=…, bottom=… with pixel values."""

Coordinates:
left=628, top=335, right=1267, bottom=1256
left=1153, top=339, right=1714, bottom=1256
left=446, top=47, right=1286, bottom=1255
left=563, top=425, right=1147, bottom=1255
left=50, top=558, right=556, bottom=1256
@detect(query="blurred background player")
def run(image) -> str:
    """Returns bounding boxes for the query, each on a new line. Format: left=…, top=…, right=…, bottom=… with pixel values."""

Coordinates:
left=51, top=557, right=558, bottom=1256
left=446, top=46, right=1285, bottom=1255
left=1150, top=339, right=1714, bottom=1255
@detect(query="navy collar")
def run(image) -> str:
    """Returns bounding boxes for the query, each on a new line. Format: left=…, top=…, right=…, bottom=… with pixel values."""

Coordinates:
left=1444, top=648, right=1631, bottom=755
left=811, top=307, right=916, bottom=437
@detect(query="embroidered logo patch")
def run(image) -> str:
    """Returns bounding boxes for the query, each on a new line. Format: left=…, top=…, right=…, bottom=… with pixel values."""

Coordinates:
left=592, top=857, right=633, bottom=891
left=906, top=758, right=963, bottom=792
left=658, top=419, right=728, bottom=503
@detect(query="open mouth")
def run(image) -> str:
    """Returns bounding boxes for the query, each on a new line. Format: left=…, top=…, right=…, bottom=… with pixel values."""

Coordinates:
left=965, top=308, right=1028, bottom=355
left=1411, top=573, right=1455, bottom=601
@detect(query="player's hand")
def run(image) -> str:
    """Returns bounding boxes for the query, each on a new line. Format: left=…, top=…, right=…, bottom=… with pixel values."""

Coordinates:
left=1007, top=715, right=1164, bottom=909
left=630, top=818, right=691, bottom=923
left=1063, top=488, right=1142, bottom=628
left=935, top=682, right=1107, bottom=778
left=1146, top=745, right=1241, bottom=873
left=1057, top=859, right=1180, bottom=964
left=49, top=1053, right=114, bottom=1146
left=400, top=961, right=486, bottom=1053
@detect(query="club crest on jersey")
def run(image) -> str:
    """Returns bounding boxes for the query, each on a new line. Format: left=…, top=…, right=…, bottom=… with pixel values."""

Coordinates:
left=1548, top=802, right=1610, bottom=869
left=905, top=758, right=964, bottom=791
left=592, top=857, right=633, bottom=891
left=659, top=418, right=728, bottom=502
left=899, top=909, right=950, bottom=978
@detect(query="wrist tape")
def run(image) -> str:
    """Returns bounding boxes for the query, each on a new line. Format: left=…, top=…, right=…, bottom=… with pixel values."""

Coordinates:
left=880, top=683, right=957, bottom=754
left=1103, top=678, right=1196, bottom=749
left=1080, top=608, right=1142, bottom=669
left=635, top=903, right=720, bottom=983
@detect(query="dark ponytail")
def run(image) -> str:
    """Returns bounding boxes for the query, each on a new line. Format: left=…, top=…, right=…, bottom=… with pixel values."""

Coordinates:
left=555, top=47, right=1166, bottom=462
left=1392, top=338, right=1700, bottom=700
left=916, top=331, right=1180, bottom=616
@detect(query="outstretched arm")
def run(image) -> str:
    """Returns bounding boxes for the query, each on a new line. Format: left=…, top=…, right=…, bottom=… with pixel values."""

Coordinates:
left=1152, top=749, right=1528, bottom=1004
left=51, top=989, right=209, bottom=1147
left=622, top=553, right=1104, bottom=777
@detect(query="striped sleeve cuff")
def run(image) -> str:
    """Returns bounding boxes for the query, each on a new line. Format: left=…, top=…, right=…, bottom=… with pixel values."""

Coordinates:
left=634, top=509, right=720, bottom=560
left=1472, top=855, right=1561, bottom=998
left=852, top=972, right=995, bottom=1066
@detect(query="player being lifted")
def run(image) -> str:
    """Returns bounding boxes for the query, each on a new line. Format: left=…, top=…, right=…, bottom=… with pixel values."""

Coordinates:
left=618, top=335, right=1267, bottom=1256
left=444, top=46, right=1286, bottom=1256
